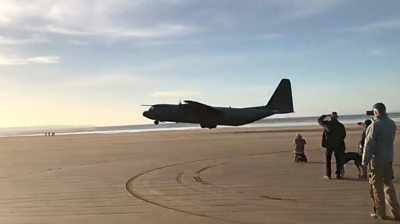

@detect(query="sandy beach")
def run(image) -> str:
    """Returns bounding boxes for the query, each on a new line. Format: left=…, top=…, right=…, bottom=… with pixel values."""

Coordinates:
left=1, top=125, right=400, bottom=224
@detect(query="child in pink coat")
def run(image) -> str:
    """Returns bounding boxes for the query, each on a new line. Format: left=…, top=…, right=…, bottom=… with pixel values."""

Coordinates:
left=293, top=133, right=308, bottom=162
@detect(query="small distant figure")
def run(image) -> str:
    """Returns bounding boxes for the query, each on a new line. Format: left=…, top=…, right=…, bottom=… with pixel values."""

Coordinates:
left=51, top=132, right=55, bottom=136
left=293, top=133, right=308, bottom=162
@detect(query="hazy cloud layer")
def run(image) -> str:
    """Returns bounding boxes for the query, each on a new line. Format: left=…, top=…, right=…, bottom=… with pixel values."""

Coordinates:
left=0, top=55, right=60, bottom=65
left=0, top=0, right=344, bottom=40
left=0, top=36, right=47, bottom=45
left=0, top=0, right=201, bottom=39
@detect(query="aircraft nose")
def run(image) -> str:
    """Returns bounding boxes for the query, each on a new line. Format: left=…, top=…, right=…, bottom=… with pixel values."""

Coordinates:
left=143, top=111, right=149, bottom=117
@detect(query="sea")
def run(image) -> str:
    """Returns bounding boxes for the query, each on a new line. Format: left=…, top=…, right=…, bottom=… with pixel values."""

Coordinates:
left=1, top=113, right=400, bottom=137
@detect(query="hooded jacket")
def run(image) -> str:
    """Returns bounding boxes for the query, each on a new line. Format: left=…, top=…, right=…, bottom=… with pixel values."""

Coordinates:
left=362, top=114, right=396, bottom=165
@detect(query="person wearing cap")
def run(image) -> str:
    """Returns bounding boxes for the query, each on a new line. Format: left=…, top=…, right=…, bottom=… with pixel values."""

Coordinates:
left=362, top=103, right=400, bottom=220
left=318, top=111, right=346, bottom=179
left=358, top=119, right=372, bottom=178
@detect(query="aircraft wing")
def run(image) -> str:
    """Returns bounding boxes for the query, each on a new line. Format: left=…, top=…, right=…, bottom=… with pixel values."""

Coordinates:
left=183, top=100, right=222, bottom=115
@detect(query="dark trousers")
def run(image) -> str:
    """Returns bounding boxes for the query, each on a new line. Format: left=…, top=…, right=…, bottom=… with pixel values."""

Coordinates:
left=325, top=148, right=344, bottom=177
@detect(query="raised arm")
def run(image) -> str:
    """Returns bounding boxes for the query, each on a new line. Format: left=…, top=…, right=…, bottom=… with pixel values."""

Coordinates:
left=318, top=115, right=328, bottom=127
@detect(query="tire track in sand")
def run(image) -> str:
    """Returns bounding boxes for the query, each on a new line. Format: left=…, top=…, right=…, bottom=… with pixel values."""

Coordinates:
left=126, top=151, right=291, bottom=224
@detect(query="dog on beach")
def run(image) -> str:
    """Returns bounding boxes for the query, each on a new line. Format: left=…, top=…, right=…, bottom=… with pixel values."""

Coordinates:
left=342, top=152, right=365, bottom=178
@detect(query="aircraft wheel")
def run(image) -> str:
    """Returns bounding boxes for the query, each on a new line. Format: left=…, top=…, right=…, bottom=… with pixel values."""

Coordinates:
left=154, top=120, right=159, bottom=125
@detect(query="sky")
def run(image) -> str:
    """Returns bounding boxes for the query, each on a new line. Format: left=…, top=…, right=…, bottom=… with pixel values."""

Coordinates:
left=0, top=0, right=399, bottom=127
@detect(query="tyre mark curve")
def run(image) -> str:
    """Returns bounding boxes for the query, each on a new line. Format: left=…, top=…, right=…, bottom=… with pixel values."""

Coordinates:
left=126, top=150, right=291, bottom=223
left=126, top=158, right=250, bottom=224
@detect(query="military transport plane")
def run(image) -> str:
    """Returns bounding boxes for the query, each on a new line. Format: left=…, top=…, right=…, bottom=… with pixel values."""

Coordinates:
left=143, top=78, right=293, bottom=129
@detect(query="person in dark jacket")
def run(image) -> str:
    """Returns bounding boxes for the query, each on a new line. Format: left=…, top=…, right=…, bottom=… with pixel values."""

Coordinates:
left=318, top=112, right=346, bottom=179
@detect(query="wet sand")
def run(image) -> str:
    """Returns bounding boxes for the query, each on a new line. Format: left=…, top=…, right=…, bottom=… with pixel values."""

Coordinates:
left=1, top=125, right=400, bottom=224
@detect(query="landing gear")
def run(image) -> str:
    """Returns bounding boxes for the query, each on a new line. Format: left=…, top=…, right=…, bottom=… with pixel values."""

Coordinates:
left=154, top=120, right=159, bottom=125
left=200, top=124, right=217, bottom=129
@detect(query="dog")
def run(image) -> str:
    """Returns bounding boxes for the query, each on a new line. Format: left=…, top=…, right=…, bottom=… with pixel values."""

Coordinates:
left=342, top=152, right=365, bottom=179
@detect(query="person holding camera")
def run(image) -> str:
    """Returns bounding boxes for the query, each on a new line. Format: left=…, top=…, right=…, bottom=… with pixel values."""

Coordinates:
left=362, top=103, right=400, bottom=220
left=358, top=119, right=372, bottom=179
left=318, top=112, right=346, bottom=179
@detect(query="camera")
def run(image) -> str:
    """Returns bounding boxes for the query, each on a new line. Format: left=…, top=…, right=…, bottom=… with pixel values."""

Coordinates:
left=366, top=110, right=374, bottom=116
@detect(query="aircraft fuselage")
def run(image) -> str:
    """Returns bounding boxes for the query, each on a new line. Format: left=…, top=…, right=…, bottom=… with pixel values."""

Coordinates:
left=143, top=104, right=274, bottom=128
left=142, top=78, right=294, bottom=128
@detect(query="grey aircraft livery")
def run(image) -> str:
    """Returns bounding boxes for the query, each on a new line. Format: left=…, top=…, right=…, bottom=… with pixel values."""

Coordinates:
left=143, top=78, right=294, bottom=129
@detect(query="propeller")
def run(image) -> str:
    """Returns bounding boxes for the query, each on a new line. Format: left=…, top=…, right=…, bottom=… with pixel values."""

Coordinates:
left=141, top=104, right=153, bottom=107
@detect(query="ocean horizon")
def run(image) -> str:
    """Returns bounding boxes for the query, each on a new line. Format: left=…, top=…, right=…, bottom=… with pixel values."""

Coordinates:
left=1, top=112, right=400, bottom=137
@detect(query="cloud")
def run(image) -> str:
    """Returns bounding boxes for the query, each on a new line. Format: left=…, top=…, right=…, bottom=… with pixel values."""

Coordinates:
left=0, top=35, right=56, bottom=66
left=27, top=56, right=60, bottom=64
left=0, top=0, right=343, bottom=42
left=43, top=24, right=199, bottom=38
left=344, top=19, right=400, bottom=33
left=0, top=35, right=47, bottom=45
left=0, top=0, right=200, bottom=40
left=68, top=40, right=88, bottom=46
left=104, top=25, right=199, bottom=38
left=0, top=15, right=12, bottom=25
left=0, top=55, right=60, bottom=65
left=151, top=90, right=201, bottom=98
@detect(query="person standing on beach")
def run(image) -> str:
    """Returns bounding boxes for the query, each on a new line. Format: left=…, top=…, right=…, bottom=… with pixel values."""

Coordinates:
left=362, top=103, right=400, bottom=220
left=318, top=112, right=346, bottom=179
left=358, top=119, right=372, bottom=178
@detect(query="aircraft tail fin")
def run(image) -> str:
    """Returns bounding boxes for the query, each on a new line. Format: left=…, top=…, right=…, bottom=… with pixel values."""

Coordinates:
left=265, top=79, right=294, bottom=114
